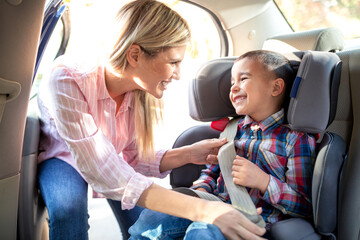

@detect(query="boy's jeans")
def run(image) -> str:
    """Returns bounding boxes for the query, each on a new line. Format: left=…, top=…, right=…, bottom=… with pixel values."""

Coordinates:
left=129, top=208, right=226, bottom=240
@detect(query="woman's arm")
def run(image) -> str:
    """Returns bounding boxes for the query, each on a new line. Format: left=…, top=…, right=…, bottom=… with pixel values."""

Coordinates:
left=137, top=183, right=266, bottom=240
left=159, top=138, right=227, bottom=172
left=45, top=63, right=154, bottom=209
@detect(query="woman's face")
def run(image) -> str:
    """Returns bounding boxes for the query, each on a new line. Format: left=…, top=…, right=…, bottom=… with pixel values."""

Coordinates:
left=136, top=45, right=187, bottom=98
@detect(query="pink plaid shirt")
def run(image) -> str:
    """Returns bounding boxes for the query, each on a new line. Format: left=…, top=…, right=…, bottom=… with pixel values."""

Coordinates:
left=37, top=57, right=168, bottom=209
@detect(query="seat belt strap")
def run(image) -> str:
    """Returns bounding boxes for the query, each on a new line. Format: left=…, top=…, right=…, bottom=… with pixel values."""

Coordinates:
left=218, top=118, right=266, bottom=227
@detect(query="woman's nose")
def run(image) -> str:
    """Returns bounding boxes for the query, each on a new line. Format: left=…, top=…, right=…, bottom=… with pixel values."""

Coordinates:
left=172, top=69, right=181, bottom=80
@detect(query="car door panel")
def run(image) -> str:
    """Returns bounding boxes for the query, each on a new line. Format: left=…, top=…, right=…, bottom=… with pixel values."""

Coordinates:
left=0, top=0, right=47, bottom=239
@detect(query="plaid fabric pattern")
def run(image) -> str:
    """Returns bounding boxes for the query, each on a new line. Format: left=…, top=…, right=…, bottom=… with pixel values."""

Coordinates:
left=191, top=109, right=316, bottom=223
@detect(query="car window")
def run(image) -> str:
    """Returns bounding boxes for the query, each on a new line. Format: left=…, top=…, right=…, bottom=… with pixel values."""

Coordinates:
left=155, top=0, right=222, bottom=149
left=31, top=1, right=69, bottom=102
left=274, top=0, right=360, bottom=41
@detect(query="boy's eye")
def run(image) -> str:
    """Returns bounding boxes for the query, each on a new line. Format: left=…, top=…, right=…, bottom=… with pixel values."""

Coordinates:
left=240, top=77, right=248, bottom=81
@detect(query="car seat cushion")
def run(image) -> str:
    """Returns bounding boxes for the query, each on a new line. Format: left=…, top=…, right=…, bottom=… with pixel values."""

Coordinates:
left=270, top=218, right=321, bottom=240
left=312, top=132, right=347, bottom=235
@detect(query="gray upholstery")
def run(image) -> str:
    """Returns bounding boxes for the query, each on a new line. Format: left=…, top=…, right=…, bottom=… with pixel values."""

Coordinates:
left=270, top=218, right=321, bottom=240
left=312, top=132, right=347, bottom=236
left=18, top=116, right=48, bottom=240
left=269, top=49, right=360, bottom=240
left=271, top=132, right=347, bottom=240
left=189, top=57, right=237, bottom=122
left=327, top=49, right=360, bottom=145
left=287, top=51, right=342, bottom=133
left=263, top=27, right=345, bottom=53
left=170, top=125, right=220, bottom=188
left=332, top=49, right=360, bottom=240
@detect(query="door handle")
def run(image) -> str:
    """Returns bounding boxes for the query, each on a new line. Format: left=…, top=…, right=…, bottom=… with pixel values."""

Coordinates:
left=0, top=77, right=21, bottom=123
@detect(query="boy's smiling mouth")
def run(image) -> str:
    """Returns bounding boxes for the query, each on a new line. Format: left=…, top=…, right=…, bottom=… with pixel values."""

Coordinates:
left=233, top=94, right=247, bottom=103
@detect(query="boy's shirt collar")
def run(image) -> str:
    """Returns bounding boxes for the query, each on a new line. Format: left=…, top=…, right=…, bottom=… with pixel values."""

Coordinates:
left=242, top=109, right=284, bottom=131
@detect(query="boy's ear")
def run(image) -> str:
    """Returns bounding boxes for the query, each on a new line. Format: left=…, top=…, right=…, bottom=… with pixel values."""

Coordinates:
left=127, top=44, right=142, bottom=67
left=272, top=78, right=285, bottom=97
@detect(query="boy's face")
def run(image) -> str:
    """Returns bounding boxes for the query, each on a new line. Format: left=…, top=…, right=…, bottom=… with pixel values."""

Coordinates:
left=230, top=57, right=280, bottom=122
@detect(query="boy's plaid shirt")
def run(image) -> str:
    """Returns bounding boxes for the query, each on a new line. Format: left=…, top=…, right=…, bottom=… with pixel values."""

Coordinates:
left=192, top=109, right=316, bottom=223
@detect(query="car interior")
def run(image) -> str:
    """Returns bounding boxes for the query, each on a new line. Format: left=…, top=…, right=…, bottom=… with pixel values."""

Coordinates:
left=170, top=22, right=360, bottom=240
left=1, top=0, right=359, bottom=239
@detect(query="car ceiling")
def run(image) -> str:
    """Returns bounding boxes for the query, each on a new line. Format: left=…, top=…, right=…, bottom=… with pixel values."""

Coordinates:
left=184, top=0, right=292, bottom=55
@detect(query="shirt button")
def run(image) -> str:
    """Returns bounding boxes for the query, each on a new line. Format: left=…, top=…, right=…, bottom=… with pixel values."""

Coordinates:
left=246, top=153, right=250, bottom=158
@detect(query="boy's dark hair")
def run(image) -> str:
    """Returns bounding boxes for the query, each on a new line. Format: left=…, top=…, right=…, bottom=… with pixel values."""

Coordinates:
left=236, top=50, right=296, bottom=117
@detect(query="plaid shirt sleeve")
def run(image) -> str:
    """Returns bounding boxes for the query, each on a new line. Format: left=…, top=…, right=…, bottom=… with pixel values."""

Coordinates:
left=191, top=164, right=221, bottom=193
left=262, top=132, right=316, bottom=218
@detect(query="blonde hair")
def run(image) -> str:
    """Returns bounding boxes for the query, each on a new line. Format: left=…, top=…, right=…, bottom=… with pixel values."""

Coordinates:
left=108, top=0, right=191, bottom=160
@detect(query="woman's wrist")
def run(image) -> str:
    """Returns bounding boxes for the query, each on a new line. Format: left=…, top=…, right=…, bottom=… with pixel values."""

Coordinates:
left=182, top=145, right=193, bottom=164
left=191, top=197, right=213, bottom=222
left=159, top=145, right=192, bottom=172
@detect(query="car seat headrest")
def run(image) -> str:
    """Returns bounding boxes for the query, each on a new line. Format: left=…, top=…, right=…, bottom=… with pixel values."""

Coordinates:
left=287, top=51, right=342, bottom=133
left=262, top=27, right=345, bottom=53
left=189, top=51, right=342, bottom=134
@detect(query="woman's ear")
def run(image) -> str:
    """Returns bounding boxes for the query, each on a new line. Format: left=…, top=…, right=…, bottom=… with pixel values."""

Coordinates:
left=272, top=78, right=285, bottom=97
left=126, top=44, right=142, bottom=67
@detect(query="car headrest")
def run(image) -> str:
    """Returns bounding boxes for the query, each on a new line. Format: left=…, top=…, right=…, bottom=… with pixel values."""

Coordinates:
left=262, top=27, right=345, bottom=53
left=188, top=51, right=342, bottom=134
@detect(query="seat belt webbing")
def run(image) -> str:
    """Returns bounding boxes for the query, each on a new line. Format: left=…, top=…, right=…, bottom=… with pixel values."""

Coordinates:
left=218, top=118, right=266, bottom=227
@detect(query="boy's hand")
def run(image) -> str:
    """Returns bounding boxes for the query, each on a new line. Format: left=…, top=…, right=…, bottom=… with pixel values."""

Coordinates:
left=232, top=156, right=270, bottom=194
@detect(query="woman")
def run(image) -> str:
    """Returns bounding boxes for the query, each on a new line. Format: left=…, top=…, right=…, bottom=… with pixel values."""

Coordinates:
left=37, top=0, right=266, bottom=239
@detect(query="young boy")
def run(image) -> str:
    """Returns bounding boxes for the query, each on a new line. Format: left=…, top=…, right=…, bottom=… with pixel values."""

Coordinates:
left=129, top=50, right=316, bottom=239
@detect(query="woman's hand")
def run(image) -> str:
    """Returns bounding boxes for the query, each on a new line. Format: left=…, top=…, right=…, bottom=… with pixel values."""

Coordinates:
left=200, top=201, right=266, bottom=240
left=232, top=156, right=270, bottom=194
left=189, top=138, right=227, bottom=165
left=159, top=138, right=227, bottom=173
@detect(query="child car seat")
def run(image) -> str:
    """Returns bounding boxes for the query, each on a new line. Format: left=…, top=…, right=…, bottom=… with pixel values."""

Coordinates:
left=170, top=50, right=346, bottom=239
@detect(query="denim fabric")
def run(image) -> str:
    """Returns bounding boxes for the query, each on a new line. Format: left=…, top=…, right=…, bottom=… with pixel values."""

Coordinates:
left=38, top=158, right=144, bottom=240
left=38, top=158, right=90, bottom=240
left=129, top=209, right=225, bottom=240
left=107, top=199, right=145, bottom=239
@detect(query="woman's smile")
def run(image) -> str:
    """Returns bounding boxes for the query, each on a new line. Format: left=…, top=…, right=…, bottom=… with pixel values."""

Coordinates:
left=160, top=79, right=172, bottom=90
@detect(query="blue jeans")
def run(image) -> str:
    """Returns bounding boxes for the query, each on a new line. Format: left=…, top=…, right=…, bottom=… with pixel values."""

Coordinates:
left=38, top=158, right=144, bottom=240
left=129, top=209, right=226, bottom=240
